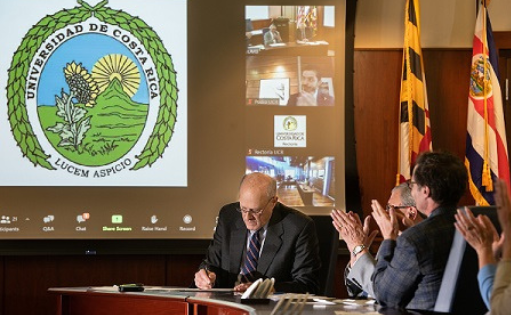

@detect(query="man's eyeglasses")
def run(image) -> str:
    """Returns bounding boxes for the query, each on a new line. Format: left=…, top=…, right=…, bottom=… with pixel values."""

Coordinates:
left=237, top=197, right=275, bottom=215
left=386, top=204, right=409, bottom=212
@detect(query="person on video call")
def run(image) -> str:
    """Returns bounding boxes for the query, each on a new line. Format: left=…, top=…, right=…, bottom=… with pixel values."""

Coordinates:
left=331, top=182, right=423, bottom=298
left=264, top=24, right=282, bottom=46
left=370, top=151, right=467, bottom=310
left=288, top=68, right=334, bottom=106
left=296, top=22, right=313, bottom=42
left=193, top=172, right=321, bottom=294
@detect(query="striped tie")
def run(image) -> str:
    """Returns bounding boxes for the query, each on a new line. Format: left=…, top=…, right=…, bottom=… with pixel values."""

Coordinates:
left=241, top=230, right=261, bottom=281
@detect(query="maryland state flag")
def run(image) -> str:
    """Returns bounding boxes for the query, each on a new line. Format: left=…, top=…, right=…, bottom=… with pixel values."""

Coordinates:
left=296, top=6, right=317, bottom=35
left=465, top=1, right=510, bottom=205
left=397, top=0, right=432, bottom=184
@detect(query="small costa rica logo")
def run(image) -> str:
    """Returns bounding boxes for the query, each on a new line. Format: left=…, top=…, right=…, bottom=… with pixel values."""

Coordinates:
left=7, top=0, right=178, bottom=179
left=283, top=116, right=298, bottom=131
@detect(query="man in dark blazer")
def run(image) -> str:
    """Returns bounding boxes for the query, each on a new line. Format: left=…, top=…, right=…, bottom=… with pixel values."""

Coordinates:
left=193, top=172, right=321, bottom=294
left=370, top=151, right=468, bottom=311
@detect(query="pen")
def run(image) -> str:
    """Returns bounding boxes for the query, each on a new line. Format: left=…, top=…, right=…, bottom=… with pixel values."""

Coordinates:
left=202, top=260, right=212, bottom=285
left=202, top=259, right=210, bottom=273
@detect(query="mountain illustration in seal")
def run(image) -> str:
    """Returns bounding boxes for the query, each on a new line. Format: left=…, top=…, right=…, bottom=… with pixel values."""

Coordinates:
left=91, top=77, right=148, bottom=133
left=40, top=77, right=149, bottom=166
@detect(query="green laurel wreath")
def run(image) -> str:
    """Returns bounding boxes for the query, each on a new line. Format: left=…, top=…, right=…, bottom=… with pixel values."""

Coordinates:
left=6, top=0, right=178, bottom=170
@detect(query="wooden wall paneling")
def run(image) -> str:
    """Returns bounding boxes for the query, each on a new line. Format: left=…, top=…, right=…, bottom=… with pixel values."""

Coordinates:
left=422, top=49, right=472, bottom=156
left=494, top=32, right=511, bottom=51
left=354, top=49, right=402, bottom=218
left=495, top=32, right=511, bottom=178
left=4, top=255, right=166, bottom=315
left=422, top=49, right=473, bottom=205
left=497, top=51, right=511, bottom=158
left=165, top=254, right=204, bottom=287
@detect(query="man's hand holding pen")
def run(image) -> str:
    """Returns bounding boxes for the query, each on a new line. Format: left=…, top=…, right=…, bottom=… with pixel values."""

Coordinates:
left=194, top=268, right=216, bottom=290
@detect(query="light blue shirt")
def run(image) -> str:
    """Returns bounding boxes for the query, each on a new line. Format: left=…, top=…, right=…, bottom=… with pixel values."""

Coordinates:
left=478, top=263, right=497, bottom=309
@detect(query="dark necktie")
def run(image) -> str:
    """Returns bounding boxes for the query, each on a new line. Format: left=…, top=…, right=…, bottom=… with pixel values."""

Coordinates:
left=241, top=230, right=261, bottom=280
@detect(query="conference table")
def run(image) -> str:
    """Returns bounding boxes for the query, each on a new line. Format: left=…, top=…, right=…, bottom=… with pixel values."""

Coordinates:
left=49, top=286, right=451, bottom=315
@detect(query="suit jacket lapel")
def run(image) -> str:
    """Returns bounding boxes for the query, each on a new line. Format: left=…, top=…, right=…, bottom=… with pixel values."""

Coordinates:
left=230, top=217, right=247, bottom=274
left=258, top=204, right=283, bottom=275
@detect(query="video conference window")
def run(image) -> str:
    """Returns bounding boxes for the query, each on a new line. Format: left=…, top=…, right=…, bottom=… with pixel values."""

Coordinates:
left=246, top=156, right=335, bottom=207
left=245, top=5, right=336, bottom=107
left=246, top=56, right=334, bottom=106
left=245, top=6, right=335, bottom=50
left=245, top=4, right=341, bottom=211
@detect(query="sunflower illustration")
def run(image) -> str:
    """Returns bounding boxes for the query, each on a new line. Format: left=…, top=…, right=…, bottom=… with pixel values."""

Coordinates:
left=64, top=62, right=99, bottom=107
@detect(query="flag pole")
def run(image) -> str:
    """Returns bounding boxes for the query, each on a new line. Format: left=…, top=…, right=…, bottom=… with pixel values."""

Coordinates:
left=481, top=0, right=493, bottom=191
left=405, top=0, right=414, bottom=183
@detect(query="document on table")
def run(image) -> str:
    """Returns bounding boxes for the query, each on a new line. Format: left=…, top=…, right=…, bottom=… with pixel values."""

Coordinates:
left=87, top=286, right=121, bottom=292
left=332, top=299, right=377, bottom=314
left=173, top=288, right=235, bottom=292
left=335, top=312, right=379, bottom=315
left=269, top=294, right=336, bottom=305
left=87, top=286, right=234, bottom=293
left=333, top=299, right=376, bottom=306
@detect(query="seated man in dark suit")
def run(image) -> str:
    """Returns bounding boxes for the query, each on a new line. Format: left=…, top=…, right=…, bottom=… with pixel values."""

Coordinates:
left=193, top=172, right=321, bottom=294
left=370, top=151, right=468, bottom=311
left=288, top=67, right=334, bottom=106
left=296, top=22, right=313, bottom=42
left=263, top=24, right=282, bottom=46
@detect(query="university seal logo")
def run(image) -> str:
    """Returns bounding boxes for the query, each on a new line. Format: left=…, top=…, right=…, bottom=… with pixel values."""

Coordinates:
left=283, top=116, right=298, bottom=131
left=7, top=0, right=178, bottom=179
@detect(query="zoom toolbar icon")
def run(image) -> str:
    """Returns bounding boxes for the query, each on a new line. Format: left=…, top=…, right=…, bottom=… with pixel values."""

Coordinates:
left=112, top=215, right=123, bottom=224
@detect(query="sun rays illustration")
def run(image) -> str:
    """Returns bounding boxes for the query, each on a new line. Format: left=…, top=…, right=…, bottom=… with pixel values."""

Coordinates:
left=92, top=54, right=140, bottom=97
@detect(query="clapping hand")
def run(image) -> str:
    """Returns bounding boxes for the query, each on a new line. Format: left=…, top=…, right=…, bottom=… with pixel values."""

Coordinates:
left=371, top=199, right=399, bottom=240
left=455, top=207, right=499, bottom=266
left=331, top=209, right=378, bottom=253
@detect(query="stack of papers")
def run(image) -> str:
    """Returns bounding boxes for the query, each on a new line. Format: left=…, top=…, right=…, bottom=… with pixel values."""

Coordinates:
left=241, top=278, right=274, bottom=299
left=268, top=43, right=286, bottom=47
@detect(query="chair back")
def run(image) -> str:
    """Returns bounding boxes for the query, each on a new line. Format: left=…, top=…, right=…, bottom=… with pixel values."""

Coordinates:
left=310, top=215, right=339, bottom=297
left=434, top=206, right=500, bottom=315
